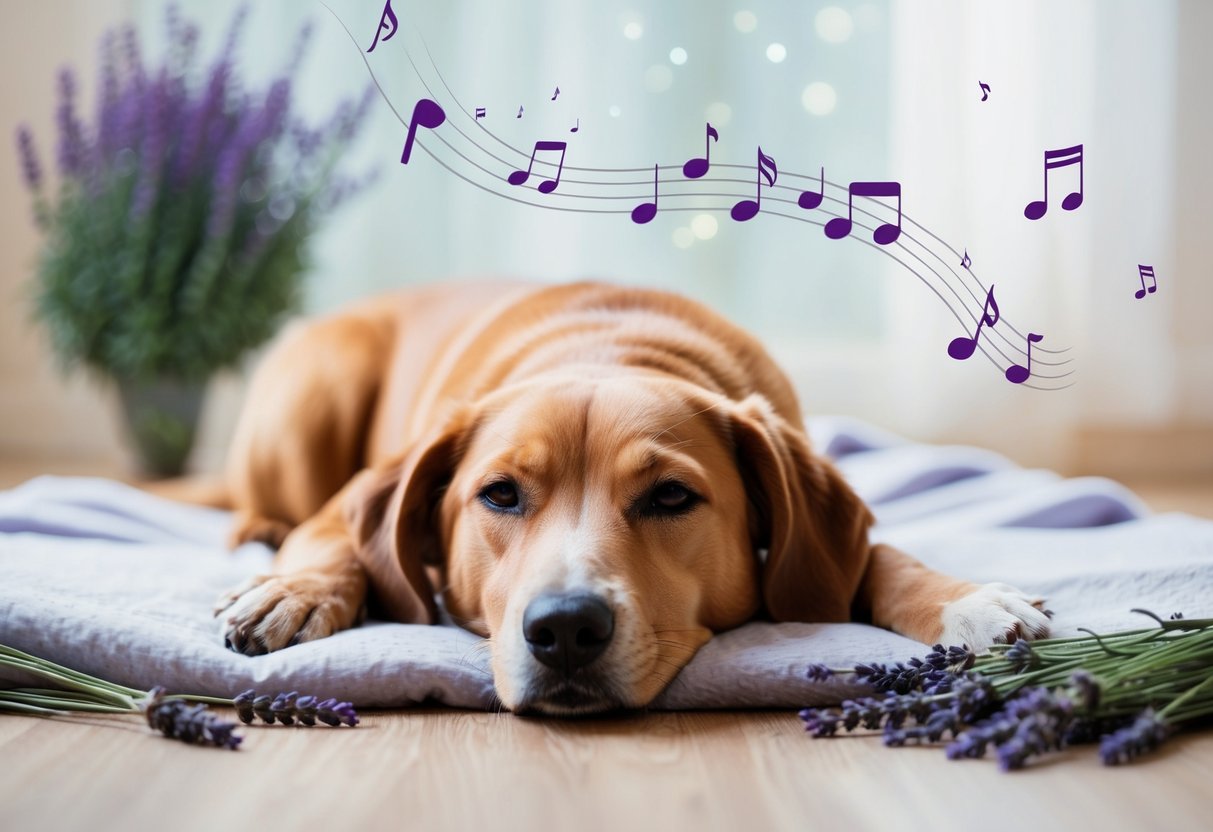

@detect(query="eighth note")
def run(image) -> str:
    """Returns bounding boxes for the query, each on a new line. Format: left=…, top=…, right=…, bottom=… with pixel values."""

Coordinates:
left=516, top=105, right=524, bottom=119
left=1006, top=333, right=1044, bottom=384
left=1135, top=264, right=1157, bottom=299
left=682, top=122, right=719, bottom=179
left=366, top=0, right=399, bottom=53
left=507, top=140, right=567, bottom=194
left=631, top=163, right=658, bottom=225
left=1024, top=144, right=1084, bottom=220
left=961, top=249, right=971, bottom=270
left=825, top=180, right=903, bottom=245
left=730, top=146, right=777, bottom=222
left=948, top=285, right=1000, bottom=361
left=399, top=98, right=446, bottom=166
left=551, top=86, right=560, bottom=101
left=475, top=107, right=486, bottom=120
left=979, top=81, right=990, bottom=102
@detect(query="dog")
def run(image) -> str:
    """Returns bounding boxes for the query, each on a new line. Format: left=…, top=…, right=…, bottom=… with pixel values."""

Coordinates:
left=211, top=281, right=1049, bottom=714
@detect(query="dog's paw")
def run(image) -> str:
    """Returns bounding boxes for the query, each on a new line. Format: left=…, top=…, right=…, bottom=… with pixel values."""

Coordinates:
left=937, top=582, right=1050, bottom=651
left=214, top=572, right=362, bottom=656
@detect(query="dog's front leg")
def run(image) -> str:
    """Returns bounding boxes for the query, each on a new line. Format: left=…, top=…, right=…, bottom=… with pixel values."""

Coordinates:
left=215, top=495, right=369, bottom=656
left=855, top=543, right=1051, bottom=650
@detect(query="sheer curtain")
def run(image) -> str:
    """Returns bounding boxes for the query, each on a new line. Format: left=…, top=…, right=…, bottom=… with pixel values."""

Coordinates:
left=885, top=0, right=1191, bottom=466
left=143, top=0, right=1204, bottom=470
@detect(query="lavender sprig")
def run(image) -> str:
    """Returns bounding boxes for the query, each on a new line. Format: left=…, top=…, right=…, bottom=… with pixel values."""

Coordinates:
left=15, top=3, right=374, bottom=384
left=798, top=611, right=1213, bottom=770
left=1, top=642, right=362, bottom=751
left=233, top=689, right=359, bottom=727
left=143, top=686, right=242, bottom=750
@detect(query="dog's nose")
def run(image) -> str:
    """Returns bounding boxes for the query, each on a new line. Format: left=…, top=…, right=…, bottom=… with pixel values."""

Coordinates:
left=522, top=592, right=615, bottom=676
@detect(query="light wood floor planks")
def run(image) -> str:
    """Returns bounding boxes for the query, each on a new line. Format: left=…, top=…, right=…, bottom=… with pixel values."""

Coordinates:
left=3, top=708, right=1211, bottom=831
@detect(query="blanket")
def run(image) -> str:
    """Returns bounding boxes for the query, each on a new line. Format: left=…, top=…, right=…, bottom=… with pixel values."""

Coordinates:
left=2, top=417, right=1210, bottom=709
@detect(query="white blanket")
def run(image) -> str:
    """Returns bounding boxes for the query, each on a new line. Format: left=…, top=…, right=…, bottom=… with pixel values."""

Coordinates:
left=2, top=417, right=1210, bottom=709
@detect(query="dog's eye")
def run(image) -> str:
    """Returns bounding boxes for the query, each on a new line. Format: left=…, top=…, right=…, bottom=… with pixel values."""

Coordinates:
left=480, top=480, right=520, bottom=510
left=647, top=482, right=698, bottom=514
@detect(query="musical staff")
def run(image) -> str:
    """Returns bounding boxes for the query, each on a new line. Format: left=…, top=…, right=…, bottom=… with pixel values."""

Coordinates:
left=321, top=1, right=1075, bottom=390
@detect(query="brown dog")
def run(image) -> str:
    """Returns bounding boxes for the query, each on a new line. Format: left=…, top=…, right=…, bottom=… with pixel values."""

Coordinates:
left=212, top=281, right=1049, bottom=714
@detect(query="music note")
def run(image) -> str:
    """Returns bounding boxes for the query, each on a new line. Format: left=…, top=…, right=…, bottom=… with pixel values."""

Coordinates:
left=979, top=81, right=990, bottom=102
left=1135, top=264, right=1157, bottom=299
left=516, top=105, right=524, bottom=119
left=947, top=285, right=1000, bottom=361
left=399, top=98, right=446, bottom=166
left=961, top=249, right=971, bottom=270
left=1005, top=333, right=1044, bottom=384
left=730, top=147, right=777, bottom=223
left=824, top=181, right=902, bottom=245
left=570, top=118, right=579, bottom=133
left=551, top=86, right=560, bottom=101
left=507, top=141, right=567, bottom=194
left=682, top=123, right=719, bottom=179
left=797, top=167, right=825, bottom=210
left=475, top=107, right=486, bottom=120
left=1024, top=144, right=1084, bottom=220
left=631, top=164, right=658, bottom=225
left=366, top=0, right=399, bottom=53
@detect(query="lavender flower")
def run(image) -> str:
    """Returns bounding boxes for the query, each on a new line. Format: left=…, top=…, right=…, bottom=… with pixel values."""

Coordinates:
left=17, top=3, right=372, bottom=385
left=945, top=686, right=1073, bottom=769
left=1004, top=639, right=1037, bottom=672
left=1069, top=670, right=1101, bottom=712
left=143, top=687, right=242, bottom=750
left=805, top=663, right=834, bottom=682
left=233, top=688, right=359, bottom=727
left=15, top=126, right=42, bottom=191
left=55, top=68, right=87, bottom=177
left=1099, top=709, right=1171, bottom=765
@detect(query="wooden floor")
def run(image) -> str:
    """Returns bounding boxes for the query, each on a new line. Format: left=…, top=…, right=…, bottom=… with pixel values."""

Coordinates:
left=3, top=462, right=1212, bottom=830
left=2, top=707, right=1210, bottom=832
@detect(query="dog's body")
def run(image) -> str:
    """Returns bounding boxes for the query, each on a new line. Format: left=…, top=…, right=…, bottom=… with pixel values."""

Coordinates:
left=214, top=281, right=1049, bottom=714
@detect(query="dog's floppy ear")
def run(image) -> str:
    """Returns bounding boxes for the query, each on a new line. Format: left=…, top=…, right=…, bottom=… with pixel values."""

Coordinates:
left=730, top=394, right=873, bottom=623
left=342, top=409, right=472, bottom=625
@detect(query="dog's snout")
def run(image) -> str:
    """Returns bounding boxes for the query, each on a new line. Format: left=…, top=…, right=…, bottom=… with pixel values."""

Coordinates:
left=522, top=592, right=615, bottom=676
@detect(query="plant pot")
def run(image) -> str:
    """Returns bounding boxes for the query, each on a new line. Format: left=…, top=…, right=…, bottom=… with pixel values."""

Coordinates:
left=115, top=377, right=206, bottom=478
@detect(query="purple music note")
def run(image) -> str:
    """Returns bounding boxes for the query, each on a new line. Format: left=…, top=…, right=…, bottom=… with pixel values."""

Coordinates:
left=798, top=167, right=825, bottom=210
left=1135, top=264, right=1157, bottom=299
left=730, top=147, right=777, bottom=223
left=824, top=181, right=902, bottom=245
left=979, top=81, right=991, bottom=102
left=961, top=249, right=971, bottom=270
left=631, top=164, right=658, bottom=225
left=551, top=86, right=560, bottom=101
left=1006, top=333, right=1044, bottom=384
left=1024, top=144, right=1083, bottom=220
left=399, top=98, right=446, bottom=165
left=366, top=0, right=398, bottom=53
left=682, top=123, right=719, bottom=180
left=948, top=285, right=1000, bottom=361
left=570, top=118, right=579, bottom=133
left=507, top=141, right=567, bottom=194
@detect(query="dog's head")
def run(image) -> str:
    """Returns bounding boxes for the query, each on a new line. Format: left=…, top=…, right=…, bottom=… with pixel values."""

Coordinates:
left=347, top=374, right=872, bottom=714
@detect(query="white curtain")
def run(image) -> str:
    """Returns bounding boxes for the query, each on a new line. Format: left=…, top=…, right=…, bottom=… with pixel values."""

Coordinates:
left=142, top=0, right=1205, bottom=470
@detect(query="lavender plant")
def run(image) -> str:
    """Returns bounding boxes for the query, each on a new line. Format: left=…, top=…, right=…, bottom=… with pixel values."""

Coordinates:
left=0, top=643, right=359, bottom=751
left=14, top=4, right=372, bottom=383
left=799, top=611, right=1213, bottom=770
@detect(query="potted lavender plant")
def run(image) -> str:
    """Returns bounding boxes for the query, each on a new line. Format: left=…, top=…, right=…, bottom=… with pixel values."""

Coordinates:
left=15, top=5, right=371, bottom=476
